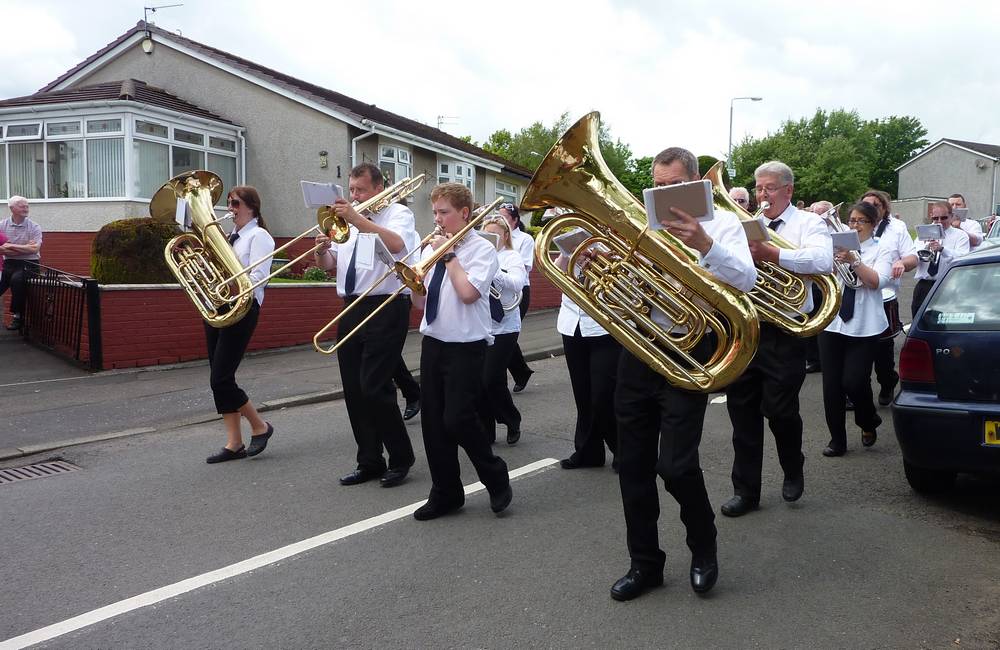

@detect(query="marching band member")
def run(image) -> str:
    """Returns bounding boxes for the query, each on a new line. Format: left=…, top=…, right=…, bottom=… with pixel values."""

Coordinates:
left=411, top=183, right=512, bottom=521
left=722, top=161, right=833, bottom=517
left=500, top=203, right=536, bottom=393
left=911, top=202, right=970, bottom=317
left=819, top=202, right=893, bottom=456
left=610, top=148, right=757, bottom=601
left=948, top=194, right=984, bottom=251
left=859, top=190, right=916, bottom=406
left=314, top=163, right=417, bottom=488
left=205, top=186, right=276, bottom=463
left=477, top=215, right=527, bottom=445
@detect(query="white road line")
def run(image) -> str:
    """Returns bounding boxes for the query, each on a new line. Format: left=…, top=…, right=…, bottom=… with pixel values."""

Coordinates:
left=0, top=457, right=558, bottom=650
left=710, top=395, right=727, bottom=404
left=0, top=375, right=96, bottom=388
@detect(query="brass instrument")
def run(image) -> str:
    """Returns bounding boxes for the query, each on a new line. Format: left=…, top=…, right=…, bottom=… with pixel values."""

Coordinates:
left=152, top=170, right=253, bottom=328
left=703, top=162, right=841, bottom=337
left=816, top=203, right=863, bottom=289
left=521, top=112, right=758, bottom=392
left=313, top=197, right=504, bottom=355
left=217, top=175, right=425, bottom=304
left=489, top=277, right=522, bottom=313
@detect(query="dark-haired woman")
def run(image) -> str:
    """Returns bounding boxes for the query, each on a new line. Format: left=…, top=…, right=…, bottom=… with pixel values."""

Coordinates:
left=204, top=185, right=276, bottom=463
left=818, top=202, right=892, bottom=457
left=500, top=203, right=535, bottom=392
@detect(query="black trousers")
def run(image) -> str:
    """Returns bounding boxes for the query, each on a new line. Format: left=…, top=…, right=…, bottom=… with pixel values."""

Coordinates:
left=803, top=283, right=824, bottom=365
left=911, top=279, right=935, bottom=319
left=478, top=331, right=521, bottom=442
left=337, top=294, right=414, bottom=473
left=420, top=337, right=510, bottom=504
left=204, top=299, right=260, bottom=413
left=0, top=259, right=32, bottom=315
left=393, top=357, right=420, bottom=403
left=506, top=286, right=532, bottom=384
left=562, top=329, right=620, bottom=464
left=615, top=344, right=717, bottom=572
left=818, top=331, right=881, bottom=450
left=726, top=324, right=806, bottom=500
left=873, top=299, right=899, bottom=391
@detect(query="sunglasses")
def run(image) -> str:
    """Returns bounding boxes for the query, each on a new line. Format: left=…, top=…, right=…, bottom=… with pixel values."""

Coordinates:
left=500, top=203, right=516, bottom=211
left=228, top=198, right=242, bottom=208
left=929, top=215, right=950, bottom=222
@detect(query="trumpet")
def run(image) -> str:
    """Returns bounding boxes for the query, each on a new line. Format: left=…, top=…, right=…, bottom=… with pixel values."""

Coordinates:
left=817, top=203, right=863, bottom=289
left=489, top=274, right=522, bottom=313
left=313, top=197, right=504, bottom=355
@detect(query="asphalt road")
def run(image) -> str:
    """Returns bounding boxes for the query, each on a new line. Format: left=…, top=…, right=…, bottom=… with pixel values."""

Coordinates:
left=2, top=354, right=999, bottom=649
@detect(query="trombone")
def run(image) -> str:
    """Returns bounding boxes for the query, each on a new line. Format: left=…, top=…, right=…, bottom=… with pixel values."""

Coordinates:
left=313, top=197, right=504, bottom=355
left=211, top=175, right=425, bottom=305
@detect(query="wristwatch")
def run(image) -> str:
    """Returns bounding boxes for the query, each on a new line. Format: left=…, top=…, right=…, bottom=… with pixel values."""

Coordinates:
left=441, top=252, right=457, bottom=264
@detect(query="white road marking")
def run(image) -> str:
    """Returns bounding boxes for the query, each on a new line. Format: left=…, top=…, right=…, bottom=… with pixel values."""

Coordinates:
left=0, top=457, right=558, bottom=650
left=0, top=375, right=96, bottom=388
left=710, top=395, right=727, bottom=404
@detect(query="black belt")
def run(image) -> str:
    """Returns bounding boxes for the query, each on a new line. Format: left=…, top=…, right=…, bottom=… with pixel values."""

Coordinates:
left=343, top=293, right=410, bottom=306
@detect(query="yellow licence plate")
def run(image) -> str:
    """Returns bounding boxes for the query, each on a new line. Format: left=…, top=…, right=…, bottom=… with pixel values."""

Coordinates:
left=986, top=421, right=1000, bottom=446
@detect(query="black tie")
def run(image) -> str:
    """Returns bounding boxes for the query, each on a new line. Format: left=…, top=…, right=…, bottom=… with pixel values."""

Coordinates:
left=928, top=252, right=940, bottom=277
left=838, top=286, right=855, bottom=322
left=875, top=217, right=890, bottom=238
left=424, top=260, right=447, bottom=324
left=489, top=289, right=504, bottom=323
left=343, top=244, right=358, bottom=295
left=228, top=231, right=239, bottom=245
left=767, top=218, right=783, bottom=232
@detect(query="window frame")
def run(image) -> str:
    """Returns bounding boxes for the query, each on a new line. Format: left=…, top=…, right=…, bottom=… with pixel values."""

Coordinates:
left=4, top=121, right=43, bottom=141
left=437, top=157, right=476, bottom=191
left=379, top=141, right=412, bottom=186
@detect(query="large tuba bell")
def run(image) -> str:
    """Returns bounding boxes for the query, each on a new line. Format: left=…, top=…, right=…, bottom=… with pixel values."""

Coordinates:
left=703, top=162, right=841, bottom=336
left=151, top=170, right=253, bottom=328
left=521, top=112, right=759, bottom=392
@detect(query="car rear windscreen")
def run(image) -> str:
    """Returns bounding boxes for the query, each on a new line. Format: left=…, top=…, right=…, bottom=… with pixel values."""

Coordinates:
left=920, top=262, right=1000, bottom=331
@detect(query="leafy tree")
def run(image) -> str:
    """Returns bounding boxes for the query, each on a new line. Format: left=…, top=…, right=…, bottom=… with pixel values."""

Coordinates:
left=697, top=155, right=719, bottom=178
left=864, top=116, right=928, bottom=198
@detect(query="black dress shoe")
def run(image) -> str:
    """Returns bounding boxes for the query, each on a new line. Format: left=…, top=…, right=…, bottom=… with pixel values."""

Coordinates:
left=878, top=383, right=896, bottom=406
left=804, top=360, right=821, bottom=373
left=822, top=445, right=846, bottom=457
left=862, top=430, right=878, bottom=447
left=245, top=422, right=274, bottom=457
left=490, top=484, right=513, bottom=514
left=610, top=567, right=663, bottom=602
left=720, top=495, right=758, bottom=517
left=206, top=445, right=246, bottom=464
left=403, top=400, right=421, bottom=420
left=559, top=456, right=604, bottom=470
left=512, top=371, right=534, bottom=393
left=379, top=467, right=409, bottom=487
left=339, top=468, right=383, bottom=486
left=782, top=473, right=804, bottom=502
left=506, top=426, right=521, bottom=445
left=690, top=554, right=719, bottom=595
left=413, top=498, right=464, bottom=521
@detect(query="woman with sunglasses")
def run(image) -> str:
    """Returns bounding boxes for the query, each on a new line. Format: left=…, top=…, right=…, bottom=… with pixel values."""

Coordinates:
left=476, top=215, right=527, bottom=445
left=818, top=202, right=893, bottom=457
left=499, top=203, right=535, bottom=392
left=204, top=186, right=276, bottom=463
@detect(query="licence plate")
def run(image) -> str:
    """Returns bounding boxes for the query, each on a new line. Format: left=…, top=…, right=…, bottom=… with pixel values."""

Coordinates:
left=986, top=421, right=1000, bottom=446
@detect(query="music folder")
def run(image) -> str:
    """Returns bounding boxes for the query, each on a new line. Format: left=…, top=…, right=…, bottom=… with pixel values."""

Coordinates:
left=953, top=207, right=969, bottom=221
left=301, top=181, right=344, bottom=208
left=831, top=230, right=862, bottom=251
left=477, top=230, right=500, bottom=250
left=643, top=179, right=714, bottom=229
left=741, top=218, right=770, bottom=242
left=916, top=224, right=944, bottom=241
left=552, top=227, right=592, bottom=257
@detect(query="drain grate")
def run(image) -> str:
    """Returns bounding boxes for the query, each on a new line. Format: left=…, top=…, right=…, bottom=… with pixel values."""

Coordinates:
left=0, top=460, right=81, bottom=485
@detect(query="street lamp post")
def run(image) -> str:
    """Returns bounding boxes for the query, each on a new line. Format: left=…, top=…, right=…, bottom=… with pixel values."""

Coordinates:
left=728, top=96, right=763, bottom=178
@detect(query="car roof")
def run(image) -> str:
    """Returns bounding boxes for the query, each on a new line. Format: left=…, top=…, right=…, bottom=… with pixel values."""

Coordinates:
left=950, top=242, right=1000, bottom=268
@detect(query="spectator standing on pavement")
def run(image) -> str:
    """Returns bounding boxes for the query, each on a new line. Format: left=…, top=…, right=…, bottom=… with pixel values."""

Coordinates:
left=0, top=196, right=42, bottom=330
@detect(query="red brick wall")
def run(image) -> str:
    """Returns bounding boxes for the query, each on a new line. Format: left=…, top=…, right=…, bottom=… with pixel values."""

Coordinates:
left=38, top=232, right=96, bottom=277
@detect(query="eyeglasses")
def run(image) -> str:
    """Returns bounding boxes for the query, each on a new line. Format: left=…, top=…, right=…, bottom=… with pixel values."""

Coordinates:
left=733, top=198, right=749, bottom=205
left=848, top=219, right=873, bottom=225
left=753, top=184, right=788, bottom=194
left=227, top=198, right=242, bottom=208
left=929, top=215, right=950, bottom=222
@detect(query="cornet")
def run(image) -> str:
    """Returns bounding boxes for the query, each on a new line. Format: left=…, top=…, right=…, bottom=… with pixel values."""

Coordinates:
left=817, top=203, right=863, bottom=289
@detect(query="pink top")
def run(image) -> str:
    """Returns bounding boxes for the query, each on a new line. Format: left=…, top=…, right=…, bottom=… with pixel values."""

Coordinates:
left=0, top=231, right=7, bottom=272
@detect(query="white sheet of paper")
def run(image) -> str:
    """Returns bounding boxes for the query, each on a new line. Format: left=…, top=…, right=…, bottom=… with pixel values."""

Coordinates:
left=175, top=198, right=189, bottom=229
left=742, top=219, right=771, bottom=242
left=553, top=227, right=592, bottom=256
left=477, top=230, right=500, bottom=250
left=643, top=179, right=714, bottom=229
left=953, top=207, right=969, bottom=221
left=300, top=181, right=344, bottom=208
left=354, top=233, right=376, bottom=271
left=916, top=224, right=944, bottom=240
left=831, top=230, right=862, bottom=251
left=371, top=235, right=396, bottom=269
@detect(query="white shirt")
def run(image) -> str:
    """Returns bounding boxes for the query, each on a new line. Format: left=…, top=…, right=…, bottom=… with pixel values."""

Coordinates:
left=229, top=218, right=275, bottom=306
left=510, top=228, right=534, bottom=286
left=764, top=202, right=834, bottom=312
left=825, top=236, right=892, bottom=338
left=490, top=248, right=526, bottom=336
left=913, top=226, right=970, bottom=281
left=874, top=216, right=917, bottom=302
left=557, top=295, right=609, bottom=337
left=330, top=203, right=418, bottom=298
left=419, top=232, right=498, bottom=344
left=958, top=218, right=984, bottom=251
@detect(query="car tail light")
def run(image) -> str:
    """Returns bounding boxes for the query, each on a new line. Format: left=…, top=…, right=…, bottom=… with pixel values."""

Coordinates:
left=899, top=337, right=935, bottom=383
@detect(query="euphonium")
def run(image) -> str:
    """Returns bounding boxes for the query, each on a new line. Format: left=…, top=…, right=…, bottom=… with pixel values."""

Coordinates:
left=151, top=170, right=253, bottom=328
left=703, top=162, right=841, bottom=336
left=521, top=112, right=758, bottom=392
left=816, top=203, right=864, bottom=289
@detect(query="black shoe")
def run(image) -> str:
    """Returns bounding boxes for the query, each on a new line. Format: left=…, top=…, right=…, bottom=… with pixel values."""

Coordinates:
left=245, top=422, right=274, bottom=457
left=720, top=495, right=758, bottom=517
left=805, top=360, right=821, bottom=373
left=206, top=445, right=246, bottom=464
left=6, top=315, right=21, bottom=331
left=506, top=426, right=521, bottom=445
left=413, top=498, right=464, bottom=521
left=690, top=554, right=719, bottom=595
left=610, top=567, right=663, bottom=602
left=822, top=445, right=846, bottom=457
left=512, top=371, right=534, bottom=393
left=782, top=473, right=804, bottom=502
left=403, top=400, right=421, bottom=420
left=559, top=456, right=604, bottom=469
left=379, top=467, right=409, bottom=488
left=339, top=468, right=383, bottom=486
left=845, top=397, right=855, bottom=411
left=862, top=430, right=878, bottom=448
left=877, top=386, right=894, bottom=406
left=490, top=484, right=513, bottom=514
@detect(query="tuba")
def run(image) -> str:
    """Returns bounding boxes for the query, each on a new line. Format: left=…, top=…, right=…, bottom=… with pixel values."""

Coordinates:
left=521, top=112, right=758, bottom=393
left=703, top=162, right=841, bottom=336
left=152, top=170, right=253, bottom=328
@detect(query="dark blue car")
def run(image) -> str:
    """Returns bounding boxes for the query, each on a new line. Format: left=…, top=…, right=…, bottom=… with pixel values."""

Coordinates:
left=892, top=244, right=1000, bottom=493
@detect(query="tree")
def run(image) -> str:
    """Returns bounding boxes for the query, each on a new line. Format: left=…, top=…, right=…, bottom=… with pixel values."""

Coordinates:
left=697, top=155, right=719, bottom=177
left=865, top=116, right=929, bottom=198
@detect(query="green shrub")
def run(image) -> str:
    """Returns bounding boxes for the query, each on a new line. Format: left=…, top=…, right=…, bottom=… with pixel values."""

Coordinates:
left=301, top=266, right=331, bottom=282
left=91, top=217, right=180, bottom=283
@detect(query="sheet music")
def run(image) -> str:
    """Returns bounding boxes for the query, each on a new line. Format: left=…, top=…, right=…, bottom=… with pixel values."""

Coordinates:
left=300, top=181, right=344, bottom=208
left=354, top=233, right=376, bottom=271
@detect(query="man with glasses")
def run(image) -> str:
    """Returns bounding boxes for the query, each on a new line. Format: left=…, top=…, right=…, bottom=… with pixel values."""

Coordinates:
left=721, top=161, right=832, bottom=518
left=911, top=202, right=970, bottom=317
left=729, top=187, right=751, bottom=211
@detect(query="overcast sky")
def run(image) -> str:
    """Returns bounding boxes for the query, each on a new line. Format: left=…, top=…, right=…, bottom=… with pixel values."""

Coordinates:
left=3, top=0, right=998, bottom=161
